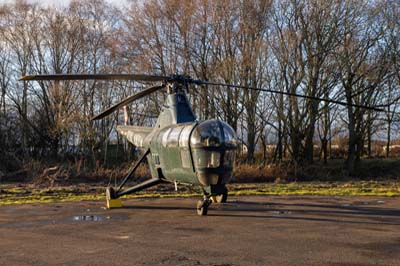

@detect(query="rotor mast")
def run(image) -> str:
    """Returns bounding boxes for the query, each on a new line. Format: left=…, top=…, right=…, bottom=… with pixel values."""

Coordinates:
left=154, top=78, right=196, bottom=129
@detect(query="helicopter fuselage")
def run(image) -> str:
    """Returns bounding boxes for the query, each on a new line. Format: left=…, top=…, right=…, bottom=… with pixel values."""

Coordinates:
left=117, top=85, right=237, bottom=193
left=119, top=120, right=236, bottom=188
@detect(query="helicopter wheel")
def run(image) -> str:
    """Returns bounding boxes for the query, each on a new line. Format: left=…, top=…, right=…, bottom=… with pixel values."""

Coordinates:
left=197, top=199, right=211, bottom=216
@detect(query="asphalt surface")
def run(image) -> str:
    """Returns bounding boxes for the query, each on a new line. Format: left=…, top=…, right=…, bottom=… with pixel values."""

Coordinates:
left=0, top=195, right=400, bottom=266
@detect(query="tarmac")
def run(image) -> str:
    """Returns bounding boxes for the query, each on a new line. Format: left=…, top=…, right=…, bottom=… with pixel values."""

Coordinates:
left=1, top=195, right=400, bottom=266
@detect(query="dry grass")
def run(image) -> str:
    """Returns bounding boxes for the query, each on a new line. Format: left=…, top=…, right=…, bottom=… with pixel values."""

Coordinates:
left=1, top=158, right=151, bottom=188
left=232, top=159, right=400, bottom=183
left=232, top=164, right=288, bottom=183
left=2, top=158, right=400, bottom=187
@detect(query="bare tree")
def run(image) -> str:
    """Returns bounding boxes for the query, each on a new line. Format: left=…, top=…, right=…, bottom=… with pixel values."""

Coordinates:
left=335, top=0, right=389, bottom=174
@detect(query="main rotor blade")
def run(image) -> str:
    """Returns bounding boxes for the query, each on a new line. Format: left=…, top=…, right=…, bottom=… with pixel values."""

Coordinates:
left=20, top=74, right=169, bottom=82
left=91, top=84, right=164, bottom=120
left=198, top=80, right=388, bottom=113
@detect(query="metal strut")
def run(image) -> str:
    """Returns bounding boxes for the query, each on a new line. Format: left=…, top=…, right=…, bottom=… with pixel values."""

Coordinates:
left=116, top=149, right=150, bottom=192
left=113, top=149, right=162, bottom=198
left=117, top=178, right=162, bottom=198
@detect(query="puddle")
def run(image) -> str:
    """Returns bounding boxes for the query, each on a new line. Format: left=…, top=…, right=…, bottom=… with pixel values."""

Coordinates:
left=0, top=213, right=128, bottom=228
left=115, top=236, right=130, bottom=239
left=71, top=215, right=109, bottom=222
left=269, top=210, right=292, bottom=215
left=70, top=213, right=128, bottom=222
left=174, top=227, right=209, bottom=232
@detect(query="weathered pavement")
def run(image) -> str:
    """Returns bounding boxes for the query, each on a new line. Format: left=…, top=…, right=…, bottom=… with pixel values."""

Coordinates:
left=0, top=195, right=400, bottom=266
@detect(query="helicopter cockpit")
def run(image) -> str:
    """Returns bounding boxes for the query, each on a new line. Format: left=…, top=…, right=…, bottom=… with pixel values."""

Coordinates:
left=190, top=120, right=237, bottom=186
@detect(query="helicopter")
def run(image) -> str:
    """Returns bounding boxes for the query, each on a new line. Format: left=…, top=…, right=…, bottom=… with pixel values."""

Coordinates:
left=21, top=74, right=238, bottom=215
left=20, top=73, right=391, bottom=215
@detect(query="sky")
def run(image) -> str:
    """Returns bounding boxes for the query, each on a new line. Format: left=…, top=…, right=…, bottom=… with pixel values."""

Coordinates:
left=0, top=0, right=130, bottom=8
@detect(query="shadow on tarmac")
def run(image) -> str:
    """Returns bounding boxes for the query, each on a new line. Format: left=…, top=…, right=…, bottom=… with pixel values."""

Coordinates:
left=123, top=200, right=400, bottom=226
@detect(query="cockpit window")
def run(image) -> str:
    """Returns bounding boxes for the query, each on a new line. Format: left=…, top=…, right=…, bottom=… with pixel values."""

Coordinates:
left=190, top=120, right=237, bottom=170
left=162, top=128, right=171, bottom=147
left=179, top=125, right=193, bottom=147
left=193, top=150, right=221, bottom=168
left=168, top=126, right=183, bottom=147
left=191, top=120, right=222, bottom=147
left=222, top=124, right=237, bottom=146
left=223, top=150, right=236, bottom=167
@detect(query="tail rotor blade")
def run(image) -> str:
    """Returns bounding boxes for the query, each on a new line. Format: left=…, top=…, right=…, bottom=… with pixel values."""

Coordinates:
left=91, top=84, right=165, bottom=120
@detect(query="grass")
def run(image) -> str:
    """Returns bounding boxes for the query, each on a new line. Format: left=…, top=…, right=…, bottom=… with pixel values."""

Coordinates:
left=1, top=180, right=399, bottom=206
left=230, top=181, right=400, bottom=197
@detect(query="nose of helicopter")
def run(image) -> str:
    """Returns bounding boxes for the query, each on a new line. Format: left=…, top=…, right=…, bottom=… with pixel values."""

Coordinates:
left=190, top=120, right=237, bottom=186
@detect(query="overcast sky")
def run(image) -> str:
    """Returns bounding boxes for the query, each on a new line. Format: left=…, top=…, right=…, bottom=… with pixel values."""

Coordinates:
left=0, top=0, right=130, bottom=8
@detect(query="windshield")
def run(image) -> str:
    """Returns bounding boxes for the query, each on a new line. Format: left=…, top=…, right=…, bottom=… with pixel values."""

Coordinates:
left=190, top=120, right=222, bottom=147
left=222, top=123, right=237, bottom=146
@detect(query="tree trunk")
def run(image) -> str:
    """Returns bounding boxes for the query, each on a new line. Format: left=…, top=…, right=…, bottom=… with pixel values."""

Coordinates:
left=367, top=112, right=372, bottom=157
left=321, top=138, right=328, bottom=164
left=346, top=106, right=358, bottom=176
left=304, top=115, right=316, bottom=164
left=346, top=135, right=358, bottom=176
left=386, top=121, right=391, bottom=158
left=277, top=125, right=283, bottom=162
left=246, top=127, right=256, bottom=164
